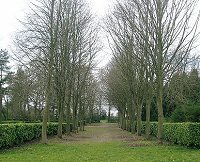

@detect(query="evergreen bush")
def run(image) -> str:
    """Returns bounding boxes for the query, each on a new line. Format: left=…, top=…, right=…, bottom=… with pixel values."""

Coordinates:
left=0, top=123, right=68, bottom=149
left=142, top=122, right=200, bottom=147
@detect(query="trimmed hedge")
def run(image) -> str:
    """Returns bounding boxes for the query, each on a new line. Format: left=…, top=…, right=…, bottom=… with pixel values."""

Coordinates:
left=142, top=122, right=200, bottom=147
left=109, top=117, right=119, bottom=123
left=0, top=123, right=67, bottom=149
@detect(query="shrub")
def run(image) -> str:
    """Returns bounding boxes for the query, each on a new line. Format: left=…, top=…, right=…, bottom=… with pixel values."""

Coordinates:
left=171, top=103, right=200, bottom=122
left=142, top=122, right=200, bottom=147
left=0, top=121, right=24, bottom=124
left=0, top=124, right=16, bottom=148
left=164, top=123, right=200, bottom=147
left=171, top=107, right=187, bottom=122
left=109, top=116, right=119, bottom=123
left=0, top=123, right=68, bottom=149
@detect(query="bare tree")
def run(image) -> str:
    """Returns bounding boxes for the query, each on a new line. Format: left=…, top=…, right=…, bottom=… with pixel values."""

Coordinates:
left=106, top=0, right=199, bottom=140
left=14, top=0, right=99, bottom=142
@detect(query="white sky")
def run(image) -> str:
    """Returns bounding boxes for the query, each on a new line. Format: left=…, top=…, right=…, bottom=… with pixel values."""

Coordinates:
left=0, top=0, right=29, bottom=49
left=0, top=0, right=199, bottom=68
left=0, top=0, right=114, bottom=67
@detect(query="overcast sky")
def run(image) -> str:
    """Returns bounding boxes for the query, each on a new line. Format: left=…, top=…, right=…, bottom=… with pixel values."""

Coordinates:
left=0, top=0, right=27, bottom=49
left=0, top=0, right=113, bottom=47
left=1, top=0, right=200, bottom=68
left=0, top=0, right=114, bottom=67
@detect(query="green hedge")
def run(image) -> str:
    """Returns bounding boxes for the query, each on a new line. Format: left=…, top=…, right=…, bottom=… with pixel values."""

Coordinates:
left=142, top=122, right=200, bottom=147
left=0, top=123, right=67, bottom=149
left=0, top=120, right=42, bottom=124
left=109, top=117, right=119, bottom=123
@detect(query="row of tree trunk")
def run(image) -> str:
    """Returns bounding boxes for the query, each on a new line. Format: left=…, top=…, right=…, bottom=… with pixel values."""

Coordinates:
left=103, top=0, right=199, bottom=141
left=14, top=0, right=100, bottom=143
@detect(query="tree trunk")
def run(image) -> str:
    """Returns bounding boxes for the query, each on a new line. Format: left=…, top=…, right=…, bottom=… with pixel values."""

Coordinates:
left=57, top=99, right=63, bottom=138
left=108, top=104, right=111, bottom=123
left=72, top=94, right=78, bottom=133
left=0, top=83, right=2, bottom=122
left=145, top=98, right=151, bottom=139
left=157, top=76, right=164, bottom=141
left=128, top=98, right=136, bottom=134
left=136, top=104, right=142, bottom=136
left=34, top=101, right=38, bottom=122
left=42, top=0, right=56, bottom=144
left=66, top=102, right=71, bottom=135
left=42, top=73, right=52, bottom=143
left=122, top=112, right=126, bottom=130
left=130, top=100, right=136, bottom=134
left=156, top=0, right=164, bottom=142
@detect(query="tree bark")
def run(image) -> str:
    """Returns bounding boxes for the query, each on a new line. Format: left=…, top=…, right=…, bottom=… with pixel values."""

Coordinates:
left=136, top=104, right=142, bottom=136
left=145, top=98, right=151, bottom=139
left=41, top=0, right=55, bottom=144
left=0, top=82, right=2, bottom=122
left=157, top=75, right=164, bottom=141
left=57, top=99, right=63, bottom=138
left=108, top=104, right=111, bottom=123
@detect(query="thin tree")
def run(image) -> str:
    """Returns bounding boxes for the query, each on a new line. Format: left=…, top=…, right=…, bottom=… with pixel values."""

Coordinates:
left=0, top=49, right=10, bottom=122
left=107, top=0, right=200, bottom=140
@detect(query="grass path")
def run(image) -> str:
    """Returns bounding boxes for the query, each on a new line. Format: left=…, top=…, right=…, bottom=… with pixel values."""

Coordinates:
left=52, top=123, right=145, bottom=144
left=0, top=122, right=199, bottom=162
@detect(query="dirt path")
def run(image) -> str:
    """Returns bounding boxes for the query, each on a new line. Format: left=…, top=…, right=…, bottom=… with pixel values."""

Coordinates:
left=51, top=122, right=147, bottom=146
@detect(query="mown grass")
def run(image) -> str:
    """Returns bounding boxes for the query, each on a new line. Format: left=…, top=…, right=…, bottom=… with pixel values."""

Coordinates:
left=0, top=123, right=199, bottom=162
left=0, top=141, right=200, bottom=162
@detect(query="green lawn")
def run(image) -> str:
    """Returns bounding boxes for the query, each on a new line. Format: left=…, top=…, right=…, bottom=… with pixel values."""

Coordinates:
left=0, top=123, right=199, bottom=162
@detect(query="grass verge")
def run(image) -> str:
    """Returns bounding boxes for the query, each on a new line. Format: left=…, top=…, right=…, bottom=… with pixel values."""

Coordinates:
left=0, top=141, right=200, bottom=162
